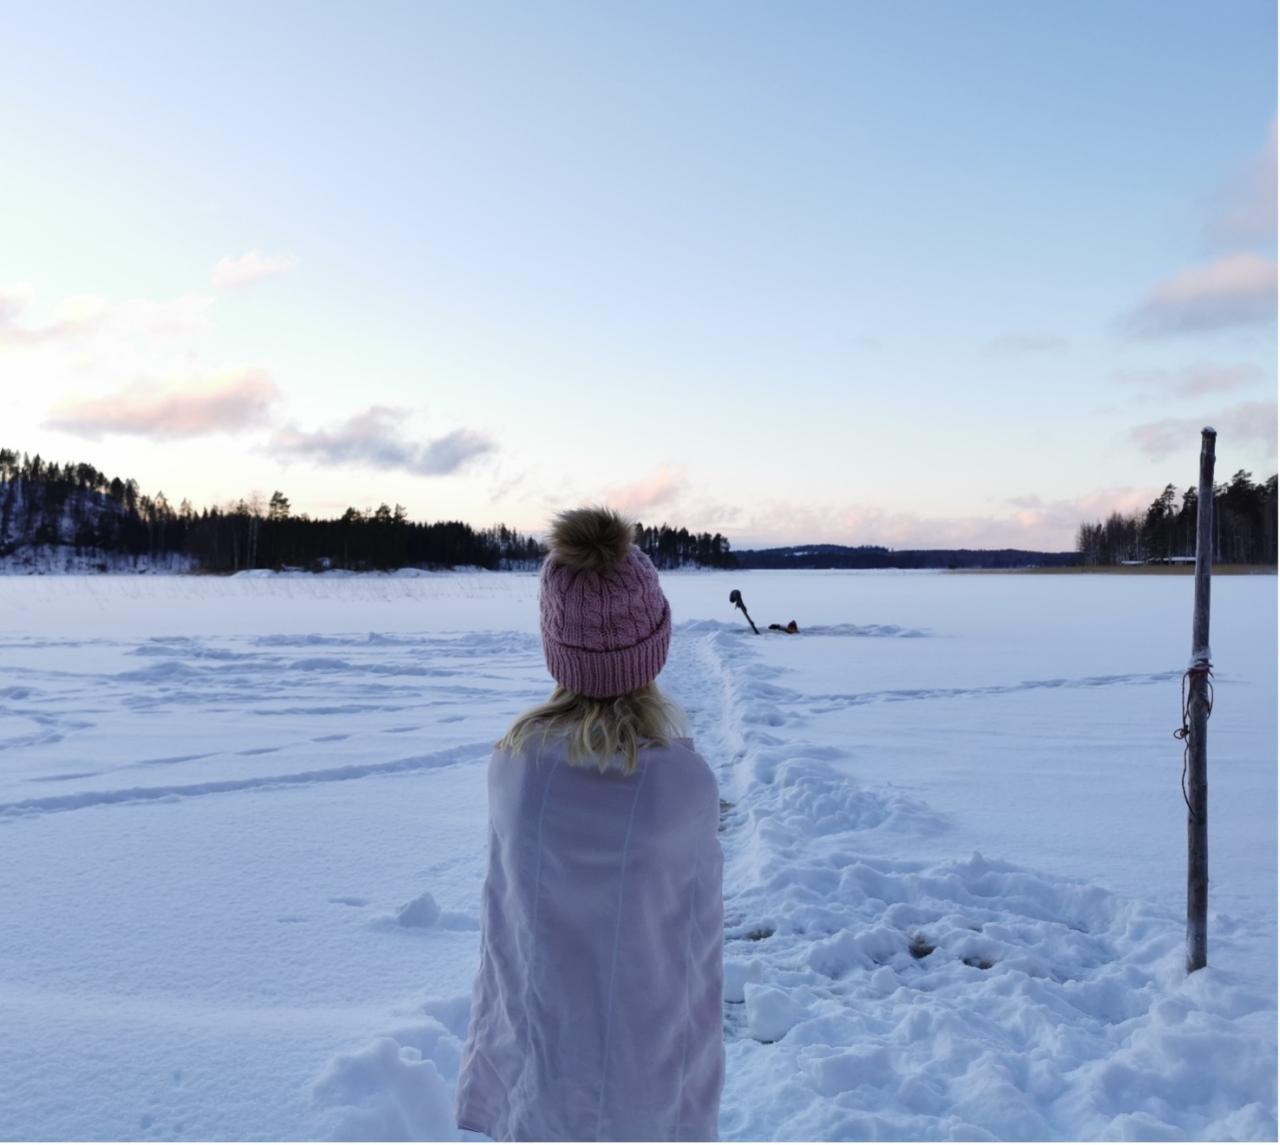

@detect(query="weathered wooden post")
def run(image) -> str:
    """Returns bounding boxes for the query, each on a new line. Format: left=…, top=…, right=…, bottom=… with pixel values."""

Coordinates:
left=1185, top=426, right=1216, bottom=972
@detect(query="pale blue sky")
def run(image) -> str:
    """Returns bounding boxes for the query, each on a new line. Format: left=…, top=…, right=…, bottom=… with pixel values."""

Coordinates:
left=0, top=0, right=1275, bottom=549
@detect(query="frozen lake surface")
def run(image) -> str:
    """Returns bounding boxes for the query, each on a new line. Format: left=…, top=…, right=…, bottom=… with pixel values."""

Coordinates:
left=0, top=570, right=1274, bottom=1140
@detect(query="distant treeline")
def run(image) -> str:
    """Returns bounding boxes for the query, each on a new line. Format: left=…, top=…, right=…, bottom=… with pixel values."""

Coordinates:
left=0, top=448, right=735, bottom=572
left=185, top=497, right=545, bottom=573
left=1076, top=471, right=1277, bottom=565
left=31, top=444, right=1265, bottom=576
left=633, top=523, right=735, bottom=569
left=732, top=543, right=1079, bottom=570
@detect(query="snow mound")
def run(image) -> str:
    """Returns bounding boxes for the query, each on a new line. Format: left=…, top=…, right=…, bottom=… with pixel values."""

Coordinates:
left=311, top=997, right=474, bottom=1140
left=395, top=891, right=441, bottom=929
left=744, top=982, right=810, bottom=1042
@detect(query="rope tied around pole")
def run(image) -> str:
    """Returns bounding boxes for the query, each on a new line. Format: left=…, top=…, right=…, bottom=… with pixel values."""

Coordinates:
left=1174, top=662, right=1214, bottom=823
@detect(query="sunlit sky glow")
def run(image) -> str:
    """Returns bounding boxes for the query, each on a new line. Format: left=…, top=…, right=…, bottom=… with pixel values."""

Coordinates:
left=1, top=0, right=1275, bottom=550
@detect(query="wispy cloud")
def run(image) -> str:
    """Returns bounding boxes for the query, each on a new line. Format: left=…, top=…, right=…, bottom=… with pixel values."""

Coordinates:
left=1130, top=401, right=1278, bottom=461
left=1004, top=487, right=1161, bottom=530
left=45, top=368, right=280, bottom=441
left=270, top=406, right=494, bottom=476
left=418, top=427, right=495, bottom=474
left=486, top=466, right=525, bottom=504
left=0, top=283, right=35, bottom=327
left=725, top=497, right=1117, bottom=553
left=978, top=332, right=1068, bottom=357
left=0, top=284, right=99, bottom=346
left=0, top=286, right=212, bottom=347
left=1111, top=362, right=1265, bottom=397
left=212, top=250, right=299, bottom=290
left=602, top=466, right=685, bottom=516
left=1112, top=121, right=1278, bottom=345
left=1203, top=116, right=1278, bottom=249
left=1117, top=252, right=1277, bottom=338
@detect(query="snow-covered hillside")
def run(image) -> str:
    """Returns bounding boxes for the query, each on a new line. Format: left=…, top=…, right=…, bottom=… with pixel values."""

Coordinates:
left=0, top=544, right=196, bottom=575
left=0, top=478, right=193, bottom=575
left=0, top=571, right=1274, bottom=1140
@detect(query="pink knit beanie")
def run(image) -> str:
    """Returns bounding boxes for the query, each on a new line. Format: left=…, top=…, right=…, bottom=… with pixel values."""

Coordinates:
left=538, top=505, right=672, bottom=699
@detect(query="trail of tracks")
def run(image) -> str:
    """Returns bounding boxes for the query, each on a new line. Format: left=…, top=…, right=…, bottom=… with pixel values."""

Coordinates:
left=655, top=623, right=1270, bottom=1142
left=0, top=741, right=493, bottom=820
left=1, top=618, right=1272, bottom=1140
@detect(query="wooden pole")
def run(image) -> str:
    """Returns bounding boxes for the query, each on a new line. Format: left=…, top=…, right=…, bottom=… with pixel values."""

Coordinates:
left=1186, top=426, right=1215, bottom=973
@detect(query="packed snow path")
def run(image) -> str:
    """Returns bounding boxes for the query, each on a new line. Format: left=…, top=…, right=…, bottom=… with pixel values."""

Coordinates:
left=668, top=625, right=1273, bottom=1140
left=0, top=572, right=1273, bottom=1141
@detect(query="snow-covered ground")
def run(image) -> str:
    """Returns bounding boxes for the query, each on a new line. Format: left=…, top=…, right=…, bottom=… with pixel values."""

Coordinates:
left=0, top=570, right=1274, bottom=1141
left=0, top=544, right=196, bottom=575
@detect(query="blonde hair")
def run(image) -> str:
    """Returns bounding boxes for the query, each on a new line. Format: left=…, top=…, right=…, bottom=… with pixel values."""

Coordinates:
left=495, top=681, right=689, bottom=777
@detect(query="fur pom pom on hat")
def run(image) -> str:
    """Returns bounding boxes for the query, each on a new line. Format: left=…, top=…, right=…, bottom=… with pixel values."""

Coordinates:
left=539, top=505, right=672, bottom=699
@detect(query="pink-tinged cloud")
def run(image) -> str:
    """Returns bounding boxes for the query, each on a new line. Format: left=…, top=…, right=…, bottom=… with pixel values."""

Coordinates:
left=602, top=466, right=685, bottom=516
left=270, top=406, right=494, bottom=476
left=1111, top=362, right=1265, bottom=397
left=0, top=290, right=104, bottom=346
left=1004, top=487, right=1161, bottom=530
left=1119, top=253, right=1277, bottom=337
left=0, top=289, right=211, bottom=346
left=1205, top=116, right=1278, bottom=248
left=212, top=250, right=299, bottom=290
left=45, top=369, right=280, bottom=441
left=678, top=501, right=744, bottom=532
left=720, top=482, right=1190, bottom=552
left=721, top=496, right=1100, bottom=555
left=0, top=283, right=35, bottom=327
left=1130, top=401, right=1278, bottom=462
left=979, top=332, right=1068, bottom=356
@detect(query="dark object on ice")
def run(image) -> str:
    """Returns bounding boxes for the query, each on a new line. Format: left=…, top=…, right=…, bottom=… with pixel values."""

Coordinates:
left=767, top=620, right=799, bottom=634
left=729, top=588, right=759, bottom=634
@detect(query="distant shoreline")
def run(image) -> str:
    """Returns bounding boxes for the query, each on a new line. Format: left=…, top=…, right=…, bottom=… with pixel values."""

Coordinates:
left=1, top=562, right=1275, bottom=578
left=950, top=564, right=1277, bottom=576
